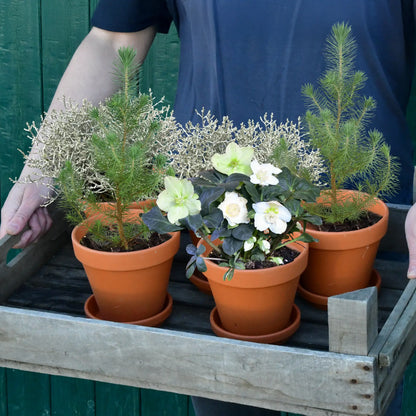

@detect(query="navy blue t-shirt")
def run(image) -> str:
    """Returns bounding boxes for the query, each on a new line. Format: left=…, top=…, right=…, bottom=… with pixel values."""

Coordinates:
left=92, top=0, right=416, bottom=204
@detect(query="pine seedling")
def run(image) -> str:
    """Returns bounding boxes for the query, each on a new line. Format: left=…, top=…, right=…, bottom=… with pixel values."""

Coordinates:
left=57, top=47, right=169, bottom=250
left=302, top=22, right=400, bottom=224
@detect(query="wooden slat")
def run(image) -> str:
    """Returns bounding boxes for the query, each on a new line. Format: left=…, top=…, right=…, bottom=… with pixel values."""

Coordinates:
left=41, top=0, right=90, bottom=109
left=6, top=369, right=50, bottom=416
left=0, top=307, right=376, bottom=416
left=95, top=382, right=141, bottom=416
left=89, top=0, right=100, bottom=22
left=0, top=208, right=69, bottom=302
left=50, top=376, right=95, bottom=416
left=0, top=0, right=42, bottom=205
left=188, top=398, right=196, bottom=416
left=376, top=310, right=416, bottom=415
left=369, top=279, right=416, bottom=366
left=141, top=390, right=188, bottom=416
left=400, top=352, right=416, bottom=416
left=0, top=368, right=5, bottom=416
left=328, top=287, right=378, bottom=355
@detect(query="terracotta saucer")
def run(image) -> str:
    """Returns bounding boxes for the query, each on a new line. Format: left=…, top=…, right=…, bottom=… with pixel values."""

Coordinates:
left=84, top=293, right=173, bottom=327
left=210, top=304, right=301, bottom=344
left=189, top=270, right=212, bottom=295
left=298, top=269, right=382, bottom=310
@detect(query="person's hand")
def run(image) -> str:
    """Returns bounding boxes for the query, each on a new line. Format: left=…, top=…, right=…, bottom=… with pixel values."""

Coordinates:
left=0, top=182, right=53, bottom=248
left=405, top=202, right=416, bottom=278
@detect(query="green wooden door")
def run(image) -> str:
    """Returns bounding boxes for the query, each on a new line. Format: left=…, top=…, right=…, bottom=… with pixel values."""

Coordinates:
left=0, top=1, right=415, bottom=415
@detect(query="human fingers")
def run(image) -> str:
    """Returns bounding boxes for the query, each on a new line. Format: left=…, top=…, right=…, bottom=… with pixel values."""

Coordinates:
left=32, top=207, right=53, bottom=241
left=405, top=203, right=416, bottom=279
left=40, top=207, right=53, bottom=232
left=13, top=208, right=52, bottom=248
left=0, top=185, right=24, bottom=239
left=5, top=183, right=48, bottom=236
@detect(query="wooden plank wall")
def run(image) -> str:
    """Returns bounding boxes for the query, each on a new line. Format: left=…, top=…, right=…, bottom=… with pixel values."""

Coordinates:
left=0, top=1, right=415, bottom=416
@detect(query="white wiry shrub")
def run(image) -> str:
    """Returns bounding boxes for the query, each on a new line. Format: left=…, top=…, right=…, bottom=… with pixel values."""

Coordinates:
left=154, top=109, right=326, bottom=183
left=19, top=92, right=176, bottom=204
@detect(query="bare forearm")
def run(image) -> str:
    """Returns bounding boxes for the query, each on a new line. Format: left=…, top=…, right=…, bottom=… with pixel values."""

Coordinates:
left=49, top=26, right=156, bottom=112
left=20, top=26, right=156, bottom=180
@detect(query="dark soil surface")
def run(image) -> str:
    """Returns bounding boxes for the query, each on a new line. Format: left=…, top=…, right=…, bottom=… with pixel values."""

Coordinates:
left=315, top=211, right=382, bottom=232
left=244, top=246, right=300, bottom=269
left=208, top=245, right=300, bottom=270
left=81, top=231, right=171, bottom=252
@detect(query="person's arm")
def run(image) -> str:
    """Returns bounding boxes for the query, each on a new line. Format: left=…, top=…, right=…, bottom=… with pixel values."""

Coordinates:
left=0, top=26, right=156, bottom=248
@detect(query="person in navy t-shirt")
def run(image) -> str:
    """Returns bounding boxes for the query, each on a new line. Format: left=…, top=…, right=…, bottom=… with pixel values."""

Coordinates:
left=0, top=3, right=414, bottom=413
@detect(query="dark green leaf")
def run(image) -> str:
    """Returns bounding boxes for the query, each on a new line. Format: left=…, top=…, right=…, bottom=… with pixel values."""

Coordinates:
left=179, top=213, right=203, bottom=232
left=234, top=261, right=245, bottom=270
left=262, top=184, right=284, bottom=201
left=142, top=207, right=183, bottom=233
left=284, top=199, right=302, bottom=216
left=196, top=244, right=206, bottom=256
left=185, top=261, right=196, bottom=279
left=215, top=223, right=231, bottom=239
left=232, top=224, right=255, bottom=241
left=243, top=181, right=262, bottom=202
left=222, top=237, right=244, bottom=256
left=296, top=232, right=318, bottom=243
left=251, top=252, right=265, bottom=262
left=224, top=268, right=235, bottom=281
left=303, top=213, right=323, bottom=225
left=211, top=229, right=221, bottom=241
left=202, top=209, right=223, bottom=229
left=196, top=169, right=227, bottom=184
left=199, top=187, right=226, bottom=212
left=226, top=173, right=250, bottom=183
left=186, top=244, right=197, bottom=256
left=195, top=256, right=207, bottom=272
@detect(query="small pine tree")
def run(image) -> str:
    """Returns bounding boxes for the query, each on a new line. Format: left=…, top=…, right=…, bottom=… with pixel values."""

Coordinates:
left=302, top=22, right=400, bottom=224
left=58, top=47, right=171, bottom=250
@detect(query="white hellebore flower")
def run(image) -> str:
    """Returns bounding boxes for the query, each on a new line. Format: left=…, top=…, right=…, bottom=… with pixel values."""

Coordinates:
left=258, top=239, right=271, bottom=254
left=244, top=236, right=257, bottom=252
left=253, top=201, right=292, bottom=234
left=250, top=159, right=282, bottom=186
left=157, top=176, right=201, bottom=225
left=218, top=192, right=250, bottom=226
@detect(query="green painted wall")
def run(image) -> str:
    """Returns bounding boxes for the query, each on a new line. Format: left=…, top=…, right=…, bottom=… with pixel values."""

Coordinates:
left=0, top=1, right=414, bottom=415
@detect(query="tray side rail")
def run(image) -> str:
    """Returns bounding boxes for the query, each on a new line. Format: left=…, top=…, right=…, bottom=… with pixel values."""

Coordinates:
left=0, top=206, right=68, bottom=302
left=369, top=278, right=416, bottom=415
left=0, top=306, right=377, bottom=416
left=327, top=203, right=415, bottom=415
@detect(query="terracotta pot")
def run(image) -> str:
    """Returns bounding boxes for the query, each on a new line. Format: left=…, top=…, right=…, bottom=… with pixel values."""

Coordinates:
left=198, top=239, right=308, bottom=336
left=300, top=190, right=388, bottom=299
left=72, top=212, right=180, bottom=322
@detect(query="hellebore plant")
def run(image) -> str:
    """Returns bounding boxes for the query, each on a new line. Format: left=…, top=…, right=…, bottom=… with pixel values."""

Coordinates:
left=143, top=143, right=322, bottom=280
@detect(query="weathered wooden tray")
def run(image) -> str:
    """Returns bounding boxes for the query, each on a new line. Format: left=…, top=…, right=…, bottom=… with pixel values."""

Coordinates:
left=0, top=204, right=415, bottom=416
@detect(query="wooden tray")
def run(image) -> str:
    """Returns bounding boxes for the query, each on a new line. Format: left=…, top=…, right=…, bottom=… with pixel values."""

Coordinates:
left=0, top=204, right=415, bottom=416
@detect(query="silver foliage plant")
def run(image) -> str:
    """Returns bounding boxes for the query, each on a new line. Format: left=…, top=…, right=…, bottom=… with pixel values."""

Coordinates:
left=20, top=102, right=325, bottom=205
left=155, top=109, right=326, bottom=184
left=20, top=92, right=176, bottom=204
